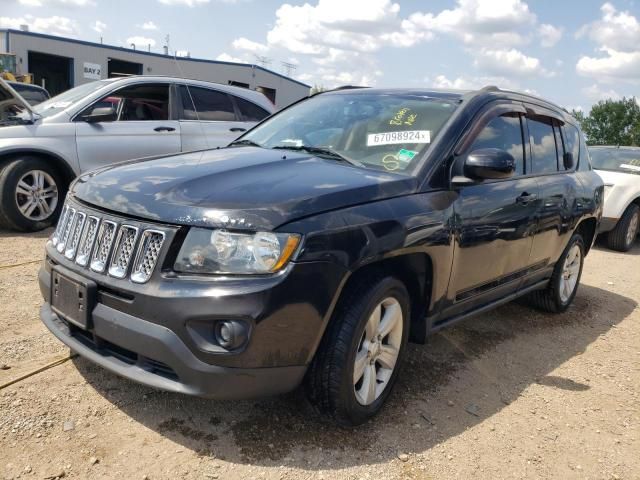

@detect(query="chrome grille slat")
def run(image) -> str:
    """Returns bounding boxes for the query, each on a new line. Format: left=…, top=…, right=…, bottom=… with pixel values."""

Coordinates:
left=64, top=212, right=86, bottom=260
left=56, top=208, right=77, bottom=253
left=108, top=225, right=139, bottom=279
left=131, top=230, right=165, bottom=283
left=76, top=216, right=100, bottom=267
left=51, top=204, right=70, bottom=247
left=51, top=200, right=167, bottom=282
left=90, top=220, right=117, bottom=273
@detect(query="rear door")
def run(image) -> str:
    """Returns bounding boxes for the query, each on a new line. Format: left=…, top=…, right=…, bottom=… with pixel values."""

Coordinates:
left=177, top=85, right=251, bottom=151
left=75, top=82, right=181, bottom=172
left=524, top=106, right=581, bottom=284
left=444, top=104, right=540, bottom=318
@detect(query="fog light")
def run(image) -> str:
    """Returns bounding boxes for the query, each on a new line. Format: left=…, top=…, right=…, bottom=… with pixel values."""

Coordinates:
left=214, top=320, right=248, bottom=349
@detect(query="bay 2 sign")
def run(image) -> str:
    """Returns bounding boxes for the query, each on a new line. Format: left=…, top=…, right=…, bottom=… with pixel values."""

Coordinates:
left=83, top=62, right=102, bottom=80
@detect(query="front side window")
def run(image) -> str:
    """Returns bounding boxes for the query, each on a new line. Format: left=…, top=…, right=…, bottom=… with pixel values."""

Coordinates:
left=180, top=86, right=236, bottom=121
left=469, top=113, right=525, bottom=175
left=79, top=83, right=169, bottom=121
left=528, top=116, right=558, bottom=174
left=239, top=92, right=459, bottom=174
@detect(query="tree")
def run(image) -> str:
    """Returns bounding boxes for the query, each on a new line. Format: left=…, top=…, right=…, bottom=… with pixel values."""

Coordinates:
left=573, top=97, right=640, bottom=146
left=310, top=84, right=327, bottom=95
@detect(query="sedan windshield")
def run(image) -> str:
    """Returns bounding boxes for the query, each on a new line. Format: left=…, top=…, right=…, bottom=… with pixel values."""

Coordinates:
left=238, top=92, right=459, bottom=174
left=590, top=148, right=640, bottom=175
left=34, top=80, right=114, bottom=118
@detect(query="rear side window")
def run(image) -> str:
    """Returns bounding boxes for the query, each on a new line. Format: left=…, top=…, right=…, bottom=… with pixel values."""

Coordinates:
left=180, top=86, right=236, bottom=121
left=469, top=113, right=525, bottom=175
left=234, top=96, right=270, bottom=122
left=528, top=116, right=558, bottom=173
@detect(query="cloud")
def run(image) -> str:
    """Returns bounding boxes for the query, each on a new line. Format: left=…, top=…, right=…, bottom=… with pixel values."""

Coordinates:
left=406, top=0, right=536, bottom=47
left=474, top=48, right=554, bottom=78
left=0, top=15, right=78, bottom=36
left=141, top=21, right=159, bottom=31
left=577, top=2, right=640, bottom=52
left=538, top=24, right=562, bottom=47
left=126, top=36, right=156, bottom=49
left=158, top=0, right=210, bottom=5
left=91, top=20, right=106, bottom=33
left=577, top=48, right=640, bottom=82
left=582, top=83, right=621, bottom=101
left=216, top=52, right=246, bottom=63
left=232, top=37, right=268, bottom=53
left=575, top=3, right=640, bottom=84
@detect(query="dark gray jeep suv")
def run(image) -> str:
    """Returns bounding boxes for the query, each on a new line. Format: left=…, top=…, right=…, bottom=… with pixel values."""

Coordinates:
left=39, top=86, right=603, bottom=425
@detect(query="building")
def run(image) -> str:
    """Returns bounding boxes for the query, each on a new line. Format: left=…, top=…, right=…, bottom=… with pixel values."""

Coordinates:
left=0, top=29, right=310, bottom=108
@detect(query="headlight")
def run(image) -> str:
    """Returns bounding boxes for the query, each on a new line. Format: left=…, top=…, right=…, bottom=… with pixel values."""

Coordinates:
left=174, top=228, right=301, bottom=275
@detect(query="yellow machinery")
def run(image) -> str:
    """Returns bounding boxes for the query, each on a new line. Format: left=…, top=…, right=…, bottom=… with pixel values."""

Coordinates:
left=0, top=53, right=33, bottom=84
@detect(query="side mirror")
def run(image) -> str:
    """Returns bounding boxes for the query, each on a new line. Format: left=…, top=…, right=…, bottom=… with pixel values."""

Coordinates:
left=83, top=106, right=117, bottom=123
left=563, top=152, right=575, bottom=170
left=463, top=148, right=516, bottom=180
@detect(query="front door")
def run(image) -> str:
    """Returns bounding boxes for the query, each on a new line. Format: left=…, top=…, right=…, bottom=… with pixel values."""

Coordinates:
left=75, top=83, right=181, bottom=172
left=443, top=111, right=540, bottom=319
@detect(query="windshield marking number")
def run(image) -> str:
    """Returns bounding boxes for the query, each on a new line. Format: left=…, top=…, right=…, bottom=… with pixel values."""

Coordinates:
left=367, top=130, right=431, bottom=146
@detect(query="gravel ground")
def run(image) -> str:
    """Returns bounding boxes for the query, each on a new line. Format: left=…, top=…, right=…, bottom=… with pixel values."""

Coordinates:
left=0, top=227, right=638, bottom=480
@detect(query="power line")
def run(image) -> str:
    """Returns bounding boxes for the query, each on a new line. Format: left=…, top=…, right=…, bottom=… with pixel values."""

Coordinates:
left=254, top=55, right=272, bottom=68
left=281, top=61, right=297, bottom=77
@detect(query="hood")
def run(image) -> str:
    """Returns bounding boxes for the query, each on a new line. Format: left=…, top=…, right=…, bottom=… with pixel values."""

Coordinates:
left=71, top=147, right=418, bottom=230
left=0, top=78, right=37, bottom=123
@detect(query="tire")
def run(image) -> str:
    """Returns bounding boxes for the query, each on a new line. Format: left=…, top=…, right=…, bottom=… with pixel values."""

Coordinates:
left=525, top=233, right=585, bottom=313
left=0, top=156, right=65, bottom=232
left=606, top=204, right=640, bottom=252
left=305, top=275, right=410, bottom=426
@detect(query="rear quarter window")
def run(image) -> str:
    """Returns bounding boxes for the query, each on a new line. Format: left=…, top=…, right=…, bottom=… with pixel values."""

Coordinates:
left=234, top=96, right=270, bottom=122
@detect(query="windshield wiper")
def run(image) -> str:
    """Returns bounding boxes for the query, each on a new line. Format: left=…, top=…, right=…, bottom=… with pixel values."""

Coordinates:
left=228, top=139, right=263, bottom=148
left=272, top=145, right=362, bottom=167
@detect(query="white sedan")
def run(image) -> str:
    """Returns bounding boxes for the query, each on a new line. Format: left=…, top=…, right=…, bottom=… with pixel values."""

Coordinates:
left=591, top=146, right=640, bottom=251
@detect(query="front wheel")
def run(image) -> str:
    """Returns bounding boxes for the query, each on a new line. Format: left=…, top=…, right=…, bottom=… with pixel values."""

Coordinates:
left=525, top=233, right=585, bottom=313
left=305, top=276, right=410, bottom=426
left=0, top=157, right=65, bottom=232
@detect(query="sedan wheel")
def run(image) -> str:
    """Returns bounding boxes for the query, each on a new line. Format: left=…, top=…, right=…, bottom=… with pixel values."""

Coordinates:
left=15, top=170, right=59, bottom=222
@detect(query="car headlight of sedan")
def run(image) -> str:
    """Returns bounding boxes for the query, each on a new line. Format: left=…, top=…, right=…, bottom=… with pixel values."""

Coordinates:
left=174, top=228, right=301, bottom=275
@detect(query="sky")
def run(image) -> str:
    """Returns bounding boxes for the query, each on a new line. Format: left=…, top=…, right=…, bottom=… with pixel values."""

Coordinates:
left=1, top=0, right=639, bottom=111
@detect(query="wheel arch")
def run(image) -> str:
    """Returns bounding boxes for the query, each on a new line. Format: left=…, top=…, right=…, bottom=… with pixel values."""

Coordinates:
left=329, top=253, right=433, bottom=346
left=0, top=149, right=77, bottom=188
left=575, top=217, right=598, bottom=255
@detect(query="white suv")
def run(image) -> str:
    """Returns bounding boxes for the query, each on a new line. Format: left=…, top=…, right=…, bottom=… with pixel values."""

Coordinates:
left=591, top=146, right=640, bottom=251
left=0, top=76, right=274, bottom=231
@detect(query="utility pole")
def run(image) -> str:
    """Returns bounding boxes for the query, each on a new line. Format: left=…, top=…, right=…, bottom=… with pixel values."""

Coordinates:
left=254, top=54, right=272, bottom=68
left=281, top=61, right=297, bottom=77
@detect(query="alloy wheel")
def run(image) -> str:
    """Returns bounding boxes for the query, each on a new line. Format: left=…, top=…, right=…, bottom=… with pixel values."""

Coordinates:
left=14, top=170, right=59, bottom=222
left=559, top=244, right=581, bottom=303
left=353, top=297, right=403, bottom=406
left=626, top=211, right=639, bottom=247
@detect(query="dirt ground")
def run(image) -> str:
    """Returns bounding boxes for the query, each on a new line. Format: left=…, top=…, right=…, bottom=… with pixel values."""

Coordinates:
left=0, top=227, right=638, bottom=480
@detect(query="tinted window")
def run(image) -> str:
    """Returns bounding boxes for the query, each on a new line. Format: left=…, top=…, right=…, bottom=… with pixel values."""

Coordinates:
left=470, top=114, right=524, bottom=175
left=82, top=84, right=169, bottom=121
left=563, top=124, right=580, bottom=168
left=528, top=116, right=558, bottom=173
left=180, top=86, right=236, bottom=121
left=234, top=96, right=270, bottom=122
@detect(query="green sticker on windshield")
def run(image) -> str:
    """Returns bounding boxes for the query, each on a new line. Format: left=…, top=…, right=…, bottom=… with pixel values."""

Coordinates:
left=397, top=149, right=417, bottom=163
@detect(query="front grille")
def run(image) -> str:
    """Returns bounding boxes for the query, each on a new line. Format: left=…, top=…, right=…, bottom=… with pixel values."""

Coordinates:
left=51, top=200, right=168, bottom=283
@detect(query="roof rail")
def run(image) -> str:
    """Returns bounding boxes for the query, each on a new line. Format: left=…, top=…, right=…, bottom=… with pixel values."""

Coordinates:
left=480, top=85, right=500, bottom=92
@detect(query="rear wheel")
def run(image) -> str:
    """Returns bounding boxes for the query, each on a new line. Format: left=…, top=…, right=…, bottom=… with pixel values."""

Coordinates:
left=525, top=233, right=584, bottom=313
left=0, top=157, right=65, bottom=232
left=607, top=204, right=639, bottom=252
left=305, top=276, right=410, bottom=426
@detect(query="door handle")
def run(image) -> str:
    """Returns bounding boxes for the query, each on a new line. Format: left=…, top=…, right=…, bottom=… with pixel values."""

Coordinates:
left=229, top=127, right=247, bottom=132
left=516, top=192, right=538, bottom=205
left=154, top=126, right=176, bottom=132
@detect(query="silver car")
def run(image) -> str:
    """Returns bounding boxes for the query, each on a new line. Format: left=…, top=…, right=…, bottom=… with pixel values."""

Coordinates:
left=0, top=76, right=274, bottom=231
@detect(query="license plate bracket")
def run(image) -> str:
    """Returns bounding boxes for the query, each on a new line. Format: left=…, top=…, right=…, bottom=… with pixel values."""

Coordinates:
left=51, top=267, right=96, bottom=329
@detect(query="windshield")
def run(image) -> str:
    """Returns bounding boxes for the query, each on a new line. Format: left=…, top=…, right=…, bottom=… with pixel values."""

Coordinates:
left=590, top=148, right=640, bottom=175
left=34, top=80, right=112, bottom=117
left=239, top=92, right=459, bottom=174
